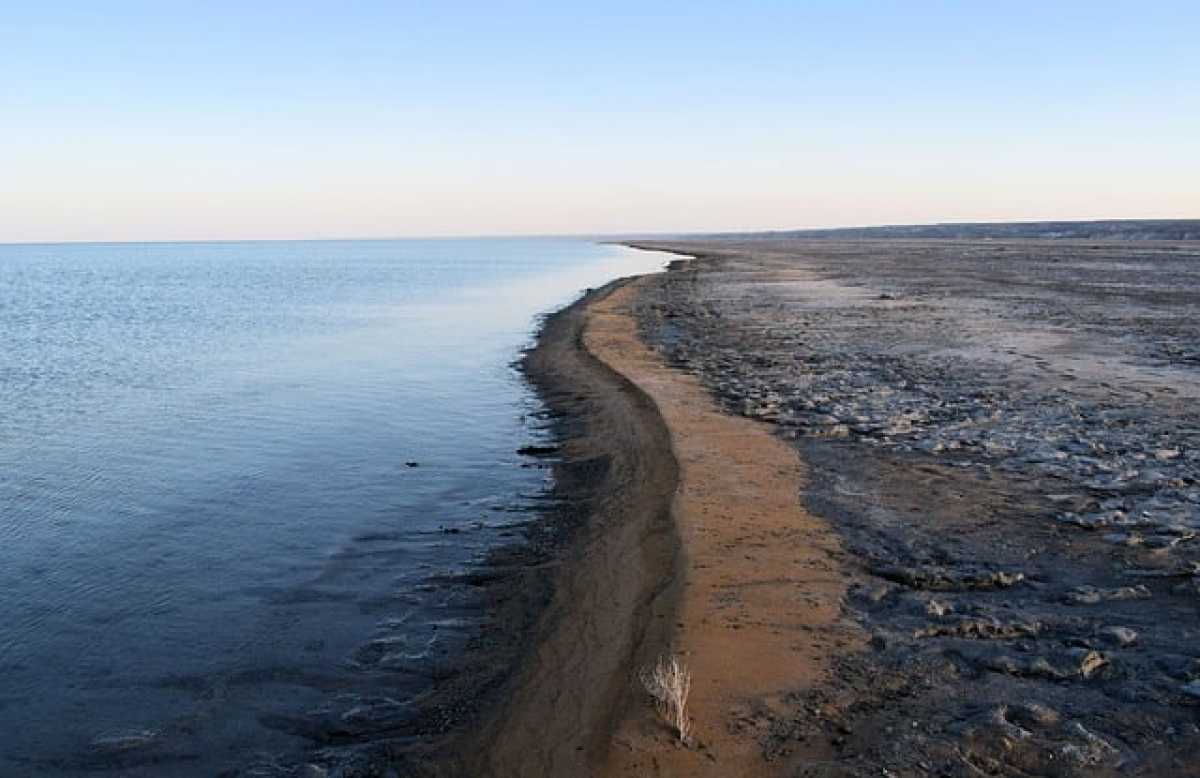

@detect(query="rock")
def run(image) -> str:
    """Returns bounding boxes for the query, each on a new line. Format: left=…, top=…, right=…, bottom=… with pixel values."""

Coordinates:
left=915, top=617, right=1040, bottom=640
left=926, top=598, right=953, bottom=617
left=517, top=444, right=560, bottom=456
left=1099, top=626, right=1139, bottom=647
left=970, top=648, right=1109, bottom=680
left=1076, top=649, right=1110, bottom=679
left=1008, top=702, right=1061, bottom=729
left=1064, top=584, right=1151, bottom=605
left=1065, top=587, right=1104, bottom=605
left=872, top=563, right=1025, bottom=591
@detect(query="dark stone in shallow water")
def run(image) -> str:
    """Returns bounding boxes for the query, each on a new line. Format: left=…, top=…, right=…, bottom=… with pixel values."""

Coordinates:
left=516, top=444, right=561, bottom=456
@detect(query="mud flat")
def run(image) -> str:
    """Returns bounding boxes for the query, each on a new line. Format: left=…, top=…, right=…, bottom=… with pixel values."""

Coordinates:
left=624, top=237, right=1200, bottom=776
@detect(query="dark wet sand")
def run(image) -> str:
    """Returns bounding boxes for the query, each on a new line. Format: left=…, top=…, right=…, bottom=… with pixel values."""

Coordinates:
left=456, top=279, right=682, bottom=776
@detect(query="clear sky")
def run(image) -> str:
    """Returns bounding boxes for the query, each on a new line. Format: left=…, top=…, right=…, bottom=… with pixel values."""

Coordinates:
left=3, top=1, right=1197, bottom=242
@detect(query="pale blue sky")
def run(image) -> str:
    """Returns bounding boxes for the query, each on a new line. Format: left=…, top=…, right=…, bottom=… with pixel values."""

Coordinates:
left=3, top=1, right=1197, bottom=241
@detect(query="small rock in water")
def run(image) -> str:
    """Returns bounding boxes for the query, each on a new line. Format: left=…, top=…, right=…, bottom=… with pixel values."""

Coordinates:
left=517, top=444, right=560, bottom=456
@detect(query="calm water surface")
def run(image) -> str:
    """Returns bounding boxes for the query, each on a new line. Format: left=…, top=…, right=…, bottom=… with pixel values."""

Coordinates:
left=0, top=238, right=665, bottom=774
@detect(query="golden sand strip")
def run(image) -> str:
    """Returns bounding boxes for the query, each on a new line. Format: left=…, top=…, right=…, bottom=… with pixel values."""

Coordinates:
left=586, top=278, right=860, bottom=777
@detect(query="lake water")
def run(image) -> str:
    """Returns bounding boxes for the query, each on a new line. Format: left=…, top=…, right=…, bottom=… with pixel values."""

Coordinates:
left=0, top=238, right=665, bottom=775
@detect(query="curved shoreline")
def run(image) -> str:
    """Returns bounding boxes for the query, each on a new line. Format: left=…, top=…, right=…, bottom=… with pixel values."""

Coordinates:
left=455, top=277, right=684, bottom=776
left=452, top=263, right=857, bottom=776
left=423, top=235, right=1200, bottom=776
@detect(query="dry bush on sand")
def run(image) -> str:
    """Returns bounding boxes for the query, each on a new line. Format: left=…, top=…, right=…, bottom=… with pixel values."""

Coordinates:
left=640, top=653, right=692, bottom=743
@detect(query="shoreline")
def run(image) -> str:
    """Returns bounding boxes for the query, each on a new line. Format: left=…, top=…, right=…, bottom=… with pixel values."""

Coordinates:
left=451, top=255, right=858, bottom=776
left=287, top=268, right=687, bottom=776
left=330, top=234, right=1200, bottom=775
left=456, top=277, right=683, bottom=775
left=318, top=277, right=684, bottom=776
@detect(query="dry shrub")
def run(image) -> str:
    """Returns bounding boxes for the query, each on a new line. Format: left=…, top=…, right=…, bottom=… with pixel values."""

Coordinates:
left=639, top=653, right=692, bottom=743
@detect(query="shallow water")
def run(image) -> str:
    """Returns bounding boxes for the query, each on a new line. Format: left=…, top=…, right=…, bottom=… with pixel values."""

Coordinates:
left=0, top=238, right=664, bottom=774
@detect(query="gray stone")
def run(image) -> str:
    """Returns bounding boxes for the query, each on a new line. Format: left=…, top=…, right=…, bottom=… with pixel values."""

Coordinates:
left=1099, top=626, right=1139, bottom=647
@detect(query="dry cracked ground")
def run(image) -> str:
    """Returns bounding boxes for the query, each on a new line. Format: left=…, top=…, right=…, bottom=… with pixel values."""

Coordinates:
left=631, top=238, right=1200, bottom=777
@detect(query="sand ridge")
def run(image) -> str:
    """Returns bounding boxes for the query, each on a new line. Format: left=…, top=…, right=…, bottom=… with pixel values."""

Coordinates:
left=585, top=278, right=860, bottom=776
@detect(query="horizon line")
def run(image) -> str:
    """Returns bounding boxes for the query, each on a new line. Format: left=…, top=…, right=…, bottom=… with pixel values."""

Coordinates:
left=1, top=216, right=1196, bottom=248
